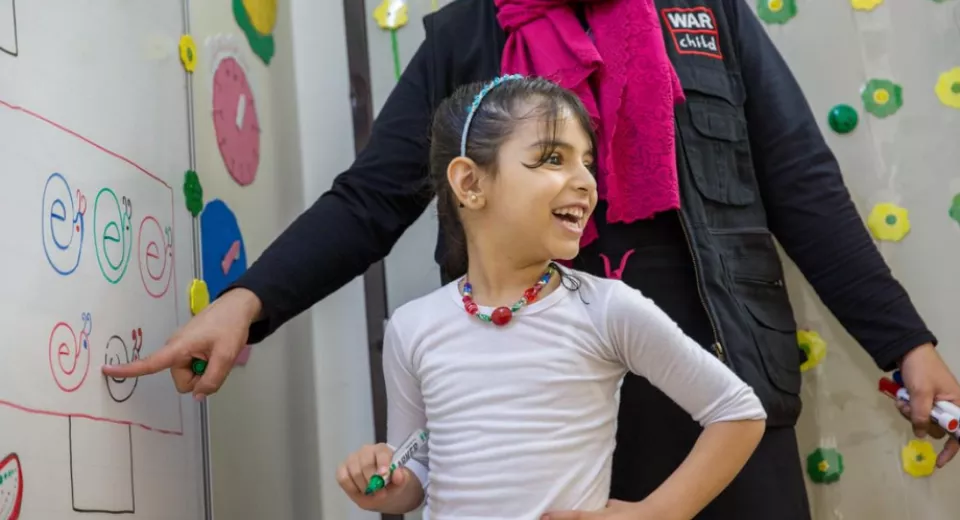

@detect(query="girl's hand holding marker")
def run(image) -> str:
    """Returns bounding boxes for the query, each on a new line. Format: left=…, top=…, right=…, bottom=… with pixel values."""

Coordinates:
left=336, top=429, right=428, bottom=514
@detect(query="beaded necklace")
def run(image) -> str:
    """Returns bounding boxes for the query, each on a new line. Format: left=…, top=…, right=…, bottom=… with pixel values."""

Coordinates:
left=460, top=263, right=557, bottom=326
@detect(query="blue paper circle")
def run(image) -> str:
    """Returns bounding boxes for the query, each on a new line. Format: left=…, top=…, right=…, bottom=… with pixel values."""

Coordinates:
left=200, top=199, right=247, bottom=299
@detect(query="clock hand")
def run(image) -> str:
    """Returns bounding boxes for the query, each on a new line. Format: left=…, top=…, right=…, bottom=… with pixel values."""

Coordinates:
left=236, top=94, right=246, bottom=130
left=221, top=240, right=241, bottom=275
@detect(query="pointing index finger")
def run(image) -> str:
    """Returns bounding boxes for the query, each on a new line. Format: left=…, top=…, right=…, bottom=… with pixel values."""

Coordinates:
left=102, top=346, right=178, bottom=378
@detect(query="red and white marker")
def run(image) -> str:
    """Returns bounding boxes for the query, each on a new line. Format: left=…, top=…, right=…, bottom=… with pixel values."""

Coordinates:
left=879, top=377, right=960, bottom=435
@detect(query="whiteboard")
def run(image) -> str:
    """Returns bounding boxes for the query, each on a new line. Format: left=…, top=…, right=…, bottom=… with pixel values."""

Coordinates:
left=0, top=1, right=208, bottom=519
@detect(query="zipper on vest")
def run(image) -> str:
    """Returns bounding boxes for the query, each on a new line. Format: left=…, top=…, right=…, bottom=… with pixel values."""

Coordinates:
left=735, top=275, right=784, bottom=288
left=676, top=211, right=728, bottom=366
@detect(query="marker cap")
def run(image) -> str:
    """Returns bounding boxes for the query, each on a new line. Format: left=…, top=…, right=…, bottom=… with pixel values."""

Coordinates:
left=929, top=407, right=960, bottom=433
left=878, top=377, right=901, bottom=397
left=892, top=370, right=904, bottom=386
left=364, top=474, right=385, bottom=495
left=191, top=358, right=207, bottom=376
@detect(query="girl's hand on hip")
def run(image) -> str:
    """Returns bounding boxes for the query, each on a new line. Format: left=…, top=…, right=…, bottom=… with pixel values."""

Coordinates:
left=542, top=499, right=652, bottom=520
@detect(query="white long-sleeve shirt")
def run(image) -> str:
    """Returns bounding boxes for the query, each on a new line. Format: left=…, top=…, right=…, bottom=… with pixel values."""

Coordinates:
left=384, top=267, right=766, bottom=520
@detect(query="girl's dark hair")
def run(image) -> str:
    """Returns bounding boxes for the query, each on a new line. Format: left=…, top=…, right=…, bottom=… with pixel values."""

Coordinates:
left=430, top=76, right=597, bottom=280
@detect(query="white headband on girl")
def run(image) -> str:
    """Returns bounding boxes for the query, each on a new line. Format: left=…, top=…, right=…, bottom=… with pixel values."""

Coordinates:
left=459, top=74, right=524, bottom=157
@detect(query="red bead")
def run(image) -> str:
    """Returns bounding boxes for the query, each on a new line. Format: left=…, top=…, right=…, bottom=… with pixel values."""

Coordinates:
left=490, top=306, right=513, bottom=326
left=523, top=287, right=538, bottom=303
left=466, top=303, right=479, bottom=315
left=462, top=295, right=471, bottom=304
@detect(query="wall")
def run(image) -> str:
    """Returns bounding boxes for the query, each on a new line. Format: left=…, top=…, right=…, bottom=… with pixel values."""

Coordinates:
left=287, top=0, right=378, bottom=516
left=187, top=3, right=292, bottom=520
left=757, top=1, right=960, bottom=519
left=369, top=0, right=449, bottom=315
left=191, top=0, right=374, bottom=519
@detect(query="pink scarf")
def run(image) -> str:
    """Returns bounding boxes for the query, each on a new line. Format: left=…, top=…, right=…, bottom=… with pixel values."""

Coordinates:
left=496, top=0, right=685, bottom=246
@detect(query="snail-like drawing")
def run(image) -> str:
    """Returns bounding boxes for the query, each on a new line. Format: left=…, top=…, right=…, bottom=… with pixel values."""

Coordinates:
left=93, top=189, right=134, bottom=284
left=104, top=327, right=143, bottom=403
left=48, top=312, right=93, bottom=393
left=41, top=172, right=86, bottom=276
left=137, top=217, right=175, bottom=298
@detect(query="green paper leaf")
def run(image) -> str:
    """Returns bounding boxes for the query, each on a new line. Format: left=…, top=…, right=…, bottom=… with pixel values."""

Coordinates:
left=948, top=194, right=960, bottom=225
left=233, top=0, right=275, bottom=66
left=183, top=170, right=204, bottom=218
left=390, top=29, right=401, bottom=81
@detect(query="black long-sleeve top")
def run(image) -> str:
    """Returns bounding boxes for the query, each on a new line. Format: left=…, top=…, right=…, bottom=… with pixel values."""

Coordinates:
left=233, top=0, right=935, bottom=371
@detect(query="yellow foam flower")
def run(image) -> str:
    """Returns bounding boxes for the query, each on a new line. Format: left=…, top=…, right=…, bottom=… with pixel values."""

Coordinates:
left=901, top=440, right=937, bottom=478
left=850, top=0, right=883, bottom=11
left=935, top=67, right=960, bottom=109
left=179, top=34, right=197, bottom=73
left=867, top=203, right=910, bottom=242
left=374, top=0, right=409, bottom=30
left=797, top=330, right=827, bottom=372
left=189, top=279, right=210, bottom=316
left=241, top=0, right=278, bottom=36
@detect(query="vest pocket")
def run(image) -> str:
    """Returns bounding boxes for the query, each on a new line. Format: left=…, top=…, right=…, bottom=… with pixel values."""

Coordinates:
left=684, top=99, right=756, bottom=206
left=675, top=65, right=756, bottom=207
left=736, top=279, right=802, bottom=396
left=719, top=230, right=803, bottom=396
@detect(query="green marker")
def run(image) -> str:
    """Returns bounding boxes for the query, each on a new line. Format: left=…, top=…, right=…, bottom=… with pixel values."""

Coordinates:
left=364, top=428, right=429, bottom=495
left=191, top=358, right=207, bottom=375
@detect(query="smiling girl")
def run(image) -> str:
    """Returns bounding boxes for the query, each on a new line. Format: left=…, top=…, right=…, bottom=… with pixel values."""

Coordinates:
left=335, top=75, right=766, bottom=520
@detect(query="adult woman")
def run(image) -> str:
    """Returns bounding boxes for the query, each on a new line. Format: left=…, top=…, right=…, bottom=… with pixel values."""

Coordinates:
left=107, top=0, right=960, bottom=518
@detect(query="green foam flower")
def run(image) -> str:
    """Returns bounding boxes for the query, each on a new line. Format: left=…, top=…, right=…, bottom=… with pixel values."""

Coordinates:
left=861, top=78, right=903, bottom=118
left=806, top=447, right=844, bottom=484
left=757, top=0, right=797, bottom=24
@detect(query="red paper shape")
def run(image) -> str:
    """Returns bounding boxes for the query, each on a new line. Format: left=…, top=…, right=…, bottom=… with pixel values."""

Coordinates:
left=212, top=57, right=261, bottom=186
left=234, top=345, right=252, bottom=366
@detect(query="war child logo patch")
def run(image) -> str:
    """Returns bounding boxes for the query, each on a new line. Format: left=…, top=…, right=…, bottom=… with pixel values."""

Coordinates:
left=661, top=7, right=723, bottom=60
